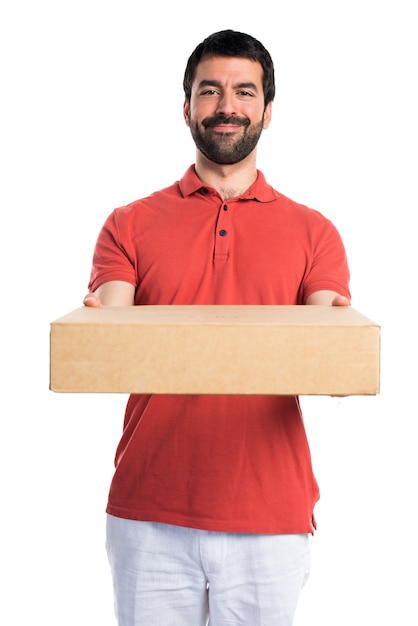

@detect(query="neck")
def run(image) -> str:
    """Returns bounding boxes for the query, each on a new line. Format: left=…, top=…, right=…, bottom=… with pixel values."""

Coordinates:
left=194, top=151, right=258, bottom=201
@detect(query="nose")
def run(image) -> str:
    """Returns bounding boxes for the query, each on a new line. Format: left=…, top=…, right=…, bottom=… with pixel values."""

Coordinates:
left=215, top=92, right=236, bottom=117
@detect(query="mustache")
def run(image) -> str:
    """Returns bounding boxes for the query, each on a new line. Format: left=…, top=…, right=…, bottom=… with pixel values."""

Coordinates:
left=202, top=115, right=250, bottom=129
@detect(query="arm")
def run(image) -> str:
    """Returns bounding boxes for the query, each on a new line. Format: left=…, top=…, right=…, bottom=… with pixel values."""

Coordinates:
left=306, top=290, right=350, bottom=306
left=83, top=280, right=135, bottom=307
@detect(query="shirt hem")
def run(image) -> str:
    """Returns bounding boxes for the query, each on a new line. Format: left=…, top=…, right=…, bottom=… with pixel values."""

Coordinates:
left=105, top=505, right=317, bottom=535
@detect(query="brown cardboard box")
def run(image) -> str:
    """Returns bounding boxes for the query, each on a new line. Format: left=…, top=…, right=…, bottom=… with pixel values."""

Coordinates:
left=50, top=305, right=380, bottom=396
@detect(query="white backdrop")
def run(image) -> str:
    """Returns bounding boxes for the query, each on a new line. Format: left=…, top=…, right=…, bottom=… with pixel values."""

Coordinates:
left=1, top=1, right=417, bottom=624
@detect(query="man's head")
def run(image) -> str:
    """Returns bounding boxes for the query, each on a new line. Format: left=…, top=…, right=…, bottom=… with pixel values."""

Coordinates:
left=183, top=31, right=275, bottom=166
left=183, top=30, right=275, bottom=107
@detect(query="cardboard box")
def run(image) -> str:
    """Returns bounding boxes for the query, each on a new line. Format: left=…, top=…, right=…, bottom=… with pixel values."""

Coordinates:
left=50, top=305, right=380, bottom=396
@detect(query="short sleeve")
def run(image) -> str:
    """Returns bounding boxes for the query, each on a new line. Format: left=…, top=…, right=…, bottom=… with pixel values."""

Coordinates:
left=88, top=210, right=137, bottom=292
left=301, top=219, right=351, bottom=302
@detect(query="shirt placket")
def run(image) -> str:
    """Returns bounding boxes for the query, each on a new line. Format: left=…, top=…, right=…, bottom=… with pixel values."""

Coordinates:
left=214, top=201, right=232, bottom=262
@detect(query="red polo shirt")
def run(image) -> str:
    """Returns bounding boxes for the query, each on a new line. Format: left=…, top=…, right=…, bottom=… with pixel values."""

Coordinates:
left=89, top=166, right=350, bottom=533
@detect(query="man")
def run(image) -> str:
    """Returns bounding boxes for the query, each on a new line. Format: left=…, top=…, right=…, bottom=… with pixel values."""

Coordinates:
left=84, top=30, right=350, bottom=626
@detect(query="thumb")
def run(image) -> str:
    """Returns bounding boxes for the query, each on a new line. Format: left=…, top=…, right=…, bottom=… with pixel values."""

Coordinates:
left=83, top=293, right=101, bottom=307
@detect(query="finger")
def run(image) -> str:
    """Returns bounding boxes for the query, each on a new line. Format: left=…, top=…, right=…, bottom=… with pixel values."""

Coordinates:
left=332, top=295, right=350, bottom=306
left=83, top=294, right=100, bottom=307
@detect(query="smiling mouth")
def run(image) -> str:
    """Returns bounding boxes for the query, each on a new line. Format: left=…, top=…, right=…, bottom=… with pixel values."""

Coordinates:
left=203, top=116, right=249, bottom=131
left=210, top=124, right=242, bottom=133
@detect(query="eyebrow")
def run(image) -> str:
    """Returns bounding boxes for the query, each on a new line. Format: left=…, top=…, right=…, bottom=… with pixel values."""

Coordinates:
left=197, top=79, right=259, bottom=93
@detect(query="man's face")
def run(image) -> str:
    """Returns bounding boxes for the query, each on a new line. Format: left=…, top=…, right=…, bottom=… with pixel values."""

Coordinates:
left=184, top=56, right=272, bottom=165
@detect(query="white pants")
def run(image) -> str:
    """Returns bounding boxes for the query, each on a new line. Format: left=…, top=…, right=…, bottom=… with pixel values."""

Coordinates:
left=106, top=515, right=311, bottom=626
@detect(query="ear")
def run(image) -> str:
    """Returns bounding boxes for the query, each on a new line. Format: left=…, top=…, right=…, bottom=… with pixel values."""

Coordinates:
left=183, top=101, right=190, bottom=126
left=262, top=102, right=272, bottom=129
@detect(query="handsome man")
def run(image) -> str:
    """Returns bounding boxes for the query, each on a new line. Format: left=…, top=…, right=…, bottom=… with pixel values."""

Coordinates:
left=84, top=30, right=350, bottom=626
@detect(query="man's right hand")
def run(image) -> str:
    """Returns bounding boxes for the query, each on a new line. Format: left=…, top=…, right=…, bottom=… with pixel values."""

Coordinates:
left=82, top=281, right=135, bottom=307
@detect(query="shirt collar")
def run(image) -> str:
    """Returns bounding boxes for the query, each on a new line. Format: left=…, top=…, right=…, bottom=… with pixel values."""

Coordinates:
left=179, top=165, right=278, bottom=203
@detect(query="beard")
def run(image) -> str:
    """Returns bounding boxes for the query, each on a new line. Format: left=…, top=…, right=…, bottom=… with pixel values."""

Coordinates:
left=188, top=114, right=265, bottom=165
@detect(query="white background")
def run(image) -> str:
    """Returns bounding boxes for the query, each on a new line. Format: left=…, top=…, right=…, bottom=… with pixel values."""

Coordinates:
left=1, top=1, right=417, bottom=624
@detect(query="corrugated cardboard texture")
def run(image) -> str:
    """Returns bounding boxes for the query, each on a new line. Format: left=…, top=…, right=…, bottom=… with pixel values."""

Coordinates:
left=50, top=305, right=380, bottom=395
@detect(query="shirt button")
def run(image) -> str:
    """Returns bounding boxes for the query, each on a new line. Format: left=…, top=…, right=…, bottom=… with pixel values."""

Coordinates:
left=223, top=204, right=228, bottom=211
left=219, top=229, right=227, bottom=236
left=201, top=187, right=209, bottom=194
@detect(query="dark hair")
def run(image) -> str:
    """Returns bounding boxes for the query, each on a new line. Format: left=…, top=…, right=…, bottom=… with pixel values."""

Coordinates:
left=183, top=30, right=275, bottom=107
